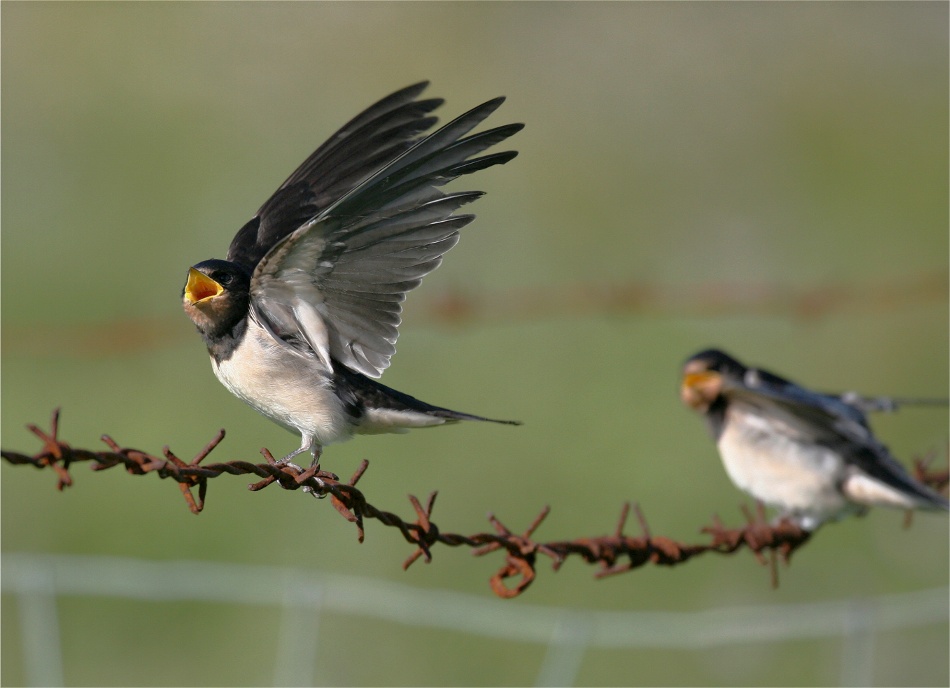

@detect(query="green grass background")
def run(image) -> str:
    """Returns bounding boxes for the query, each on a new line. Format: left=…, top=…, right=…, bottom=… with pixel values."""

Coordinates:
left=2, top=3, right=947, bottom=686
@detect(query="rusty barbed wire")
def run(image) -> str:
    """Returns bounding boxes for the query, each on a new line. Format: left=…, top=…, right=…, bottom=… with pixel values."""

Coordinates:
left=912, top=449, right=949, bottom=493
left=3, top=410, right=947, bottom=597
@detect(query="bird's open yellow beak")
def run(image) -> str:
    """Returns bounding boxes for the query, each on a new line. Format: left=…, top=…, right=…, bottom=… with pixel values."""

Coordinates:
left=184, top=268, right=223, bottom=305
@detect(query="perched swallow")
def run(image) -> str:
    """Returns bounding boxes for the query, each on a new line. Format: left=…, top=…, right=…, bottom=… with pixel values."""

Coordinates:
left=183, top=82, right=522, bottom=469
left=680, top=348, right=949, bottom=530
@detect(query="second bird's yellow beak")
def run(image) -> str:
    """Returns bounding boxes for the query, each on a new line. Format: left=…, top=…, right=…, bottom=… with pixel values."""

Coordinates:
left=680, top=369, right=723, bottom=410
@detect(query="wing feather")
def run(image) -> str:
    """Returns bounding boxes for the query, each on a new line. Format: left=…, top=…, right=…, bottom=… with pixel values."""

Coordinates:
left=246, top=86, right=520, bottom=377
left=227, top=82, right=445, bottom=271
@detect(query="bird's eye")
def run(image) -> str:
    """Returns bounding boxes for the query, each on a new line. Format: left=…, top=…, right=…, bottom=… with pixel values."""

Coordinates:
left=215, top=272, right=233, bottom=286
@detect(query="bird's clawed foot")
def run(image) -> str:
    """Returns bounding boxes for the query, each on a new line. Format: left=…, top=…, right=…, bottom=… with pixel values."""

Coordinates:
left=271, top=444, right=332, bottom=499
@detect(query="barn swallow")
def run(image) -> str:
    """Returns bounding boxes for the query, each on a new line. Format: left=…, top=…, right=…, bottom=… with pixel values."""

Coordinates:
left=183, top=82, right=522, bottom=471
left=680, top=348, right=949, bottom=530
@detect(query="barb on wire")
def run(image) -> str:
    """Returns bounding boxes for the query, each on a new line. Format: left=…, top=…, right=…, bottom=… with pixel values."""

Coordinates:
left=3, top=410, right=946, bottom=598
left=912, top=449, right=949, bottom=493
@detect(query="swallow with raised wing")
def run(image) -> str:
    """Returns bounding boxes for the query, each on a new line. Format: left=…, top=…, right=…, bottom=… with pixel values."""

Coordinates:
left=182, top=82, right=522, bottom=471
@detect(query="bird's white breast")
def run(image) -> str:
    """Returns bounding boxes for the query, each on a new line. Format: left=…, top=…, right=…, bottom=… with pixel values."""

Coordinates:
left=211, top=323, right=352, bottom=446
left=717, top=405, right=850, bottom=526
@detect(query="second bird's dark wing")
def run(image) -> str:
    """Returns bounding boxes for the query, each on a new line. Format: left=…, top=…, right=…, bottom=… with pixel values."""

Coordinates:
left=246, top=90, right=522, bottom=379
left=226, top=82, right=444, bottom=273
left=728, top=368, right=947, bottom=507
left=738, top=366, right=874, bottom=435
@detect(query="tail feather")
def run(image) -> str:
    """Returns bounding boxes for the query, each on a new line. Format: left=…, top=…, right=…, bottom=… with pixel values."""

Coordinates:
left=333, top=364, right=521, bottom=427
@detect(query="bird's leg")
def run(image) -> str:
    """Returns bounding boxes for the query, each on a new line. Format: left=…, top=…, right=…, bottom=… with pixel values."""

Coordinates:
left=274, top=443, right=309, bottom=472
left=273, top=436, right=325, bottom=497
left=309, top=444, right=323, bottom=471
left=302, top=442, right=328, bottom=499
left=276, top=437, right=332, bottom=499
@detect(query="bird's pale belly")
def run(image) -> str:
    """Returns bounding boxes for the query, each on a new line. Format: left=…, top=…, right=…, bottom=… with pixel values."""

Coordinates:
left=210, top=330, right=352, bottom=446
left=717, top=413, right=849, bottom=522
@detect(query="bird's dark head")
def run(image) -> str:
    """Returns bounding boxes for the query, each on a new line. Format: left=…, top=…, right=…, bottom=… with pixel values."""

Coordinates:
left=182, top=259, right=251, bottom=340
left=680, top=348, right=746, bottom=413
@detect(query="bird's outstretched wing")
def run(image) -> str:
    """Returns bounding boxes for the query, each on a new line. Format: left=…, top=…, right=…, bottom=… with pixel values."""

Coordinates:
left=244, top=87, right=522, bottom=378
left=227, top=81, right=444, bottom=273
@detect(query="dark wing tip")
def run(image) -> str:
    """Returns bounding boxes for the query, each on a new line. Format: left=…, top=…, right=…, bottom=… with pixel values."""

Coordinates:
left=470, top=95, right=507, bottom=118
left=491, top=149, right=520, bottom=164
left=392, top=80, right=431, bottom=99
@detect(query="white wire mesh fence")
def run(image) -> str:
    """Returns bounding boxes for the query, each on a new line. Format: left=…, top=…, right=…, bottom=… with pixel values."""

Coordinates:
left=3, top=551, right=947, bottom=687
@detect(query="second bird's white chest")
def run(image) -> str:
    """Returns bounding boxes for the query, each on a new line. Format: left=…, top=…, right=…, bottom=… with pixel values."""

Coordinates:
left=717, top=405, right=849, bottom=526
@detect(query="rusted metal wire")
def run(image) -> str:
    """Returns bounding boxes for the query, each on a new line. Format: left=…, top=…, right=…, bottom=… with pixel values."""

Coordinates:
left=912, top=449, right=949, bottom=493
left=3, top=410, right=946, bottom=598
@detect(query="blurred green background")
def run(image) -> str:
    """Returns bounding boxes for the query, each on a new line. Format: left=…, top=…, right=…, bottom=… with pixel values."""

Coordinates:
left=2, top=3, right=947, bottom=686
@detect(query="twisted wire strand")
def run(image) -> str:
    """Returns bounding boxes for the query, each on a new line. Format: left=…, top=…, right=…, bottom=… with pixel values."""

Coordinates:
left=4, top=409, right=946, bottom=598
